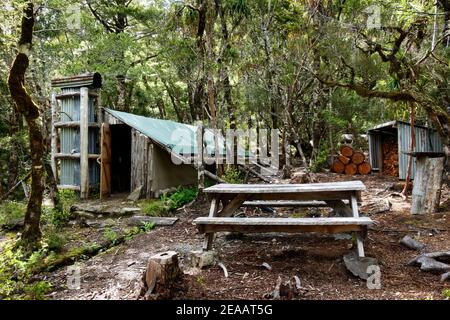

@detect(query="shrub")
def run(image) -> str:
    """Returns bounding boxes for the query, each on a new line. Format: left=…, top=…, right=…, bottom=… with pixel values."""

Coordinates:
left=141, top=199, right=169, bottom=216
left=310, top=148, right=329, bottom=173
left=0, top=241, right=47, bottom=299
left=221, top=168, right=244, bottom=183
left=44, top=229, right=67, bottom=252
left=443, top=289, right=450, bottom=299
left=0, top=201, right=26, bottom=227
left=166, top=186, right=198, bottom=209
left=52, top=189, right=77, bottom=226
left=102, top=227, right=118, bottom=245
left=141, top=186, right=198, bottom=215
left=25, top=281, right=52, bottom=300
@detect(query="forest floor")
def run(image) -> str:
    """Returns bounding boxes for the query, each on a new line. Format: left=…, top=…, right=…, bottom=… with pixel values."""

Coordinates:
left=39, top=172, right=450, bottom=300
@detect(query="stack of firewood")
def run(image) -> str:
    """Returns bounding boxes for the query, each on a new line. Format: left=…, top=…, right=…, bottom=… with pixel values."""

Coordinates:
left=331, top=145, right=372, bottom=175
left=382, top=137, right=399, bottom=176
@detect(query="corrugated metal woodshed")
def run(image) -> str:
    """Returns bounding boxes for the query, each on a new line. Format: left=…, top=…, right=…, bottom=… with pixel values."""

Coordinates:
left=368, top=120, right=443, bottom=180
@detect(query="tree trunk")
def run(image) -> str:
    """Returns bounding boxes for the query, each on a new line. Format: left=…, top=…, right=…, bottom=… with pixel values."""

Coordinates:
left=7, top=108, right=19, bottom=190
left=44, top=161, right=61, bottom=212
left=218, top=1, right=237, bottom=168
left=116, top=75, right=127, bottom=111
left=8, top=2, right=44, bottom=249
left=402, top=103, right=416, bottom=196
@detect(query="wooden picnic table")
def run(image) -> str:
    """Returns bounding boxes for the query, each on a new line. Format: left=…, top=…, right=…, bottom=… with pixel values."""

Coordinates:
left=193, top=181, right=372, bottom=257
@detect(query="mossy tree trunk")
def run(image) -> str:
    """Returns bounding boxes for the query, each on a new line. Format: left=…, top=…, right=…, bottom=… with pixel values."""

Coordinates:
left=8, top=2, right=44, bottom=249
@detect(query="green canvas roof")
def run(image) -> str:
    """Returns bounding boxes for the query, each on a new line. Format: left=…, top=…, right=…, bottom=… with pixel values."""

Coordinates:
left=105, top=108, right=227, bottom=156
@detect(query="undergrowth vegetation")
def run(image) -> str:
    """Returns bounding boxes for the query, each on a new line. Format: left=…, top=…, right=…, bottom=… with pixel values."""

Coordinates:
left=141, top=186, right=198, bottom=216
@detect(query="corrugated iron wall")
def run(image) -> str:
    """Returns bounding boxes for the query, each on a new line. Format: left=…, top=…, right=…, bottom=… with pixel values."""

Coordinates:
left=58, top=87, right=100, bottom=187
left=368, top=133, right=382, bottom=171
left=397, top=122, right=443, bottom=179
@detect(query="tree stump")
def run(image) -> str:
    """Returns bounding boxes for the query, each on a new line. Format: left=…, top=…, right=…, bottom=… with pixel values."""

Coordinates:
left=142, top=251, right=181, bottom=299
left=411, top=155, right=445, bottom=215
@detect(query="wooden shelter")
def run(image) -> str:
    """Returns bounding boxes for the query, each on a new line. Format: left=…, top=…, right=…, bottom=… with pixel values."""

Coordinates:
left=367, top=120, right=443, bottom=180
left=51, top=73, right=102, bottom=199
left=50, top=74, right=228, bottom=200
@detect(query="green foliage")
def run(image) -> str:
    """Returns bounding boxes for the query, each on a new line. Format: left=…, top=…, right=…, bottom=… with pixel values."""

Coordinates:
left=0, top=201, right=26, bottom=227
left=141, top=186, right=198, bottom=215
left=0, top=241, right=49, bottom=300
left=51, top=189, right=78, bottom=226
left=124, top=221, right=155, bottom=241
left=165, top=186, right=198, bottom=210
left=142, top=221, right=156, bottom=232
left=196, top=275, right=205, bottom=285
left=141, top=199, right=169, bottom=216
left=102, top=227, right=118, bottom=245
left=310, top=148, right=329, bottom=173
left=442, top=289, right=450, bottom=299
left=221, top=168, right=244, bottom=184
left=43, top=229, right=67, bottom=253
left=124, top=226, right=140, bottom=241
left=24, top=281, right=52, bottom=300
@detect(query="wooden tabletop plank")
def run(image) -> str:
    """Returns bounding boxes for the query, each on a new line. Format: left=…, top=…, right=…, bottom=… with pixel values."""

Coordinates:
left=242, top=200, right=349, bottom=207
left=194, top=217, right=373, bottom=226
left=204, top=181, right=365, bottom=194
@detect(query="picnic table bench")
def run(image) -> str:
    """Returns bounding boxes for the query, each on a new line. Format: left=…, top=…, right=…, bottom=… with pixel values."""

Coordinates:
left=193, top=181, right=372, bottom=257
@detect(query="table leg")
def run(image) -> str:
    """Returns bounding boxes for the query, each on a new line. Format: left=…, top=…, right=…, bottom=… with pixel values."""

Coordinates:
left=218, top=194, right=249, bottom=217
left=203, top=197, right=219, bottom=251
left=350, top=192, right=365, bottom=257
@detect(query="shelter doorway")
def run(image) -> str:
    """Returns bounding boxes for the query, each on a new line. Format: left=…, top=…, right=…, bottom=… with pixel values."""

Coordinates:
left=110, top=124, right=131, bottom=193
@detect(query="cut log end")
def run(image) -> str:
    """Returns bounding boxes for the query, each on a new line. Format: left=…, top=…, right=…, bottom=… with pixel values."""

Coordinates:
left=358, top=162, right=372, bottom=175
left=344, top=163, right=357, bottom=175
left=340, top=145, right=354, bottom=158
left=338, top=155, right=351, bottom=165
left=331, top=160, right=345, bottom=174
left=351, top=152, right=365, bottom=165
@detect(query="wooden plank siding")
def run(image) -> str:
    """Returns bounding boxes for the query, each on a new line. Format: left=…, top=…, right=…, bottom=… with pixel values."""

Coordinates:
left=130, top=128, right=154, bottom=198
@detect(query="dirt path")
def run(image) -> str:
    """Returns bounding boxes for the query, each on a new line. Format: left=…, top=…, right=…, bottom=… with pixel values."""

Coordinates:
left=44, top=174, right=450, bottom=300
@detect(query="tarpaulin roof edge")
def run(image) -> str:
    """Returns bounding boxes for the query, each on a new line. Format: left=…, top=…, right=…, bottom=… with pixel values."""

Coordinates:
left=104, top=108, right=228, bottom=156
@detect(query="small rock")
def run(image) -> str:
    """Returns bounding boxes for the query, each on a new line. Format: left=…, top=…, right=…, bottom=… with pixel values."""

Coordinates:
left=400, top=235, right=425, bottom=251
left=127, top=216, right=178, bottom=227
left=343, top=252, right=379, bottom=280
left=127, top=186, right=143, bottom=201
left=73, top=211, right=95, bottom=220
left=293, top=276, right=301, bottom=290
left=190, top=250, right=216, bottom=269
left=84, top=220, right=102, bottom=228
left=261, top=262, right=272, bottom=271
left=183, top=267, right=202, bottom=276
left=408, top=255, right=450, bottom=273
left=440, top=271, right=450, bottom=282
left=121, top=207, right=141, bottom=214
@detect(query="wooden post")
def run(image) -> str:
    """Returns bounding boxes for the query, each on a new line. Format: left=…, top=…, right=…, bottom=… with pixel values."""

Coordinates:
left=50, top=92, right=58, bottom=180
left=197, top=122, right=205, bottom=192
left=411, top=155, right=445, bottom=214
left=80, top=87, right=89, bottom=199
